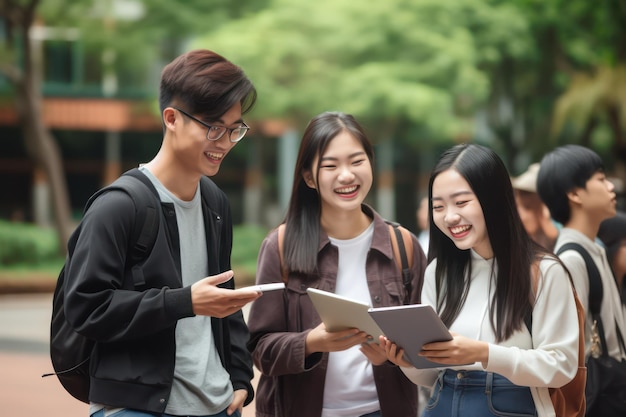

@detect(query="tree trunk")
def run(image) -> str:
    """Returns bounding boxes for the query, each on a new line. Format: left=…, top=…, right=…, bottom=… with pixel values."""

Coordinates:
left=17, top=88, right=73, bottom=254
left=12, top=10, right=72, bottom=255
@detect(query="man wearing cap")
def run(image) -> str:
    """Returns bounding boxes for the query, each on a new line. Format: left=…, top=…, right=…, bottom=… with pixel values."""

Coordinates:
left=511, top=163, right=559, bottom=251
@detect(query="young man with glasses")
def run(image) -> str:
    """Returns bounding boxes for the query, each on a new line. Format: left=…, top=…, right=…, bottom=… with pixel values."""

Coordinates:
left=64, top=49, right=261, bottom=417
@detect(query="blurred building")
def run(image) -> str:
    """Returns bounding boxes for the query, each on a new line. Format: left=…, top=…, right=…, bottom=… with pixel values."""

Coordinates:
left=0, top=17, right=296, bottom=228
left=0, top=13, right=432, bottom=232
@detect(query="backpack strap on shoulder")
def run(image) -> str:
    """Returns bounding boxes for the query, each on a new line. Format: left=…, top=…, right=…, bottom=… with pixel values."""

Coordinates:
left=386, top=221, right=413, bottom=304
left=118, top=170, right=160, bottom=261
left=277, top=224, right=288, bottom=283
left=557, top=241, right=626, bottom=354
left=85, top=168, right=160, bottom=286
left=556, top=242, right=603, bottom=316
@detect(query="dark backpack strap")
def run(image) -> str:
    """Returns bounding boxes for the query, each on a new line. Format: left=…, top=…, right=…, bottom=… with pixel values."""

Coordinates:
left=556, top=242, right=626, bottom=355
left=386, top=221, right=413, bottom=304
left=617, top=319, right=626, bottom=353
left=393, top=225, right=411, bottom=299
left=556, top=242, right=603, bottom=316
left=118, top=169, right=160, bottom=262
left=84, top=169, right=160, bottom=286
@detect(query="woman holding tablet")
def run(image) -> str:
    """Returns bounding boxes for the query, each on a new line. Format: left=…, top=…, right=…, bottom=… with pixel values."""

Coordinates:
left=382, top=144, right=580, bottom=417
left=247, top=111, right=427, bottom=417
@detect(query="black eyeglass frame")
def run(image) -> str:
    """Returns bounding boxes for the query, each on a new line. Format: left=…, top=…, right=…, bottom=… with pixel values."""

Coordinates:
left=171, top=106, right=250, bottom=142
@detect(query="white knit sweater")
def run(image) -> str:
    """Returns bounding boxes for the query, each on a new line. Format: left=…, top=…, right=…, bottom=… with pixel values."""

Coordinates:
left=401, top=250, right=579, bottom=417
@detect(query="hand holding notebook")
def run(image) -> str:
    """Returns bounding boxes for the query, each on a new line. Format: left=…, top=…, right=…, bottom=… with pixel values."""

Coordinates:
left=307, top=288, right=384, bottom=343
left=368, top=304, right=454, bottom=369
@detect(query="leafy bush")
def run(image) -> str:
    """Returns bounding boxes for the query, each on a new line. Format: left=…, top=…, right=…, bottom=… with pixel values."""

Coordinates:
left=0, top=220, right=61, bottom=266
left=0, top=221, right=268, bottom=285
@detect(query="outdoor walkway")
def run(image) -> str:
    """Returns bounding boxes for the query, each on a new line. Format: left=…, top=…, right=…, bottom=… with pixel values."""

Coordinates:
left=0, top=293, right=258, bottom=417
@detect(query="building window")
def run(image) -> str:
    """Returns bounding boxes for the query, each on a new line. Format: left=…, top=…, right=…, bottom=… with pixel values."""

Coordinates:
left=43, top=40, right=74, bottom=84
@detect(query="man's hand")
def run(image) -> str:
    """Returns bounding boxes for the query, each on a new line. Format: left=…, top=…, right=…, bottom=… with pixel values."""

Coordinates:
left=226, top=388, right=247, bottom=415
left=191, top=271, right=261, bottom=318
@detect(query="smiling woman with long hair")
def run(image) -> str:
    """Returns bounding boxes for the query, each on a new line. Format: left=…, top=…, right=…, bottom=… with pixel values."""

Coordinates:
left=382, top=143, right=579, bottom=417
left=246, top=111, right=427, bottom=417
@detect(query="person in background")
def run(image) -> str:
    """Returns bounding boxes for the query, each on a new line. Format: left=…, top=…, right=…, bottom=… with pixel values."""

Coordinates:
left=511, top=163, right=559, bottom=251
left=64, top=49, right=261, bottom=417
left=537, top=144, right=626, bottom=416
left=382, top=143, right=579, bottom=417
left=597, top=211, right=626, bottom=304
left=416, top=195, right=430, bottom=255
left=247, top=111, right=427, bottom=417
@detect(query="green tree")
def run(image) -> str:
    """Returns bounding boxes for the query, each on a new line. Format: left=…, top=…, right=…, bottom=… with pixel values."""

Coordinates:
left=546, top=0, right=626, bottom=168
left=476, top=0, right=626, bottom=173
left=0, top=0, right=267, bottom=253
left=197, top=0, right=530, bottom=146
left=194, top=0, right=531, bottom=223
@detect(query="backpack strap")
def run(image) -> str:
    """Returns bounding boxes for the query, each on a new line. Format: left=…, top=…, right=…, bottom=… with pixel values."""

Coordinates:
left=84, top=169, right=160, bottom=286
left=556, top=242, right=602, bottom=316
left=387, top=222, right=413, bottom=303
left=277, top=224, right=288, bottom=283
left=557, top=242, right=626, bottom=354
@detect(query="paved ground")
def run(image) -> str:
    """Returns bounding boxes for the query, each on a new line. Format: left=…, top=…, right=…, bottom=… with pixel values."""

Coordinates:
left=0, top=293, right=258, bottom=417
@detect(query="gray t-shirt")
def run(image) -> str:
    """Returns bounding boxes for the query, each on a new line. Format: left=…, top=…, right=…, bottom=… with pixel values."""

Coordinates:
left=142, top=168, right=233, bottom=415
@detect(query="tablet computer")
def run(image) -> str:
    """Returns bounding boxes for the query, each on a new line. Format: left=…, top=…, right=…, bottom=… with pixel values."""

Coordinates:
left=368, top=304, right=453, bottom=369
left=239, top=282, right=285, bottom=293
left=307, top=288, right=384, bottom=343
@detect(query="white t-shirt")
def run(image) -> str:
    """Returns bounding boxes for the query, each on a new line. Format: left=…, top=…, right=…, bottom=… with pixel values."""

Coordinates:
left=322, top=222, right=380, bottom=417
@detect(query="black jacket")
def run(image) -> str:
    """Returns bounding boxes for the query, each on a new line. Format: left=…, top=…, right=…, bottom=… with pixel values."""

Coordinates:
left=64, top=171, right=254, bottom=413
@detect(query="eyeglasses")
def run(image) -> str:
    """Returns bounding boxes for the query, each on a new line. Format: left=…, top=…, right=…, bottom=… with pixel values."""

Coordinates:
left=171, top=106, right=249, bottom=142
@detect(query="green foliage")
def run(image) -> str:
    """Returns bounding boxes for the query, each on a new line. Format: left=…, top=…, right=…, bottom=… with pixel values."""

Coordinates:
left=194, top=0, right=531, bottom=144
left=231, top=224, right=269, bottom=281
left=0, top=220, right=61, bottom=266
left=0, top=221, right=267, bottom=284
left=32, top=0, right=270, bottom=97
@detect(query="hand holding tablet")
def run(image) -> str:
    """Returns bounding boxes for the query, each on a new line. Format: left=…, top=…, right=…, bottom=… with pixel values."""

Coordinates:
left=368, top=304, right=456, bottom=369
left=307, top=288, right=384, bottom=344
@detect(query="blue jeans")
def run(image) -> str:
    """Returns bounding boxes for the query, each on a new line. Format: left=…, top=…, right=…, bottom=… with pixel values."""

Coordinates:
left=423, top=370, right=537, bottom=417
left=90, top=409, right=241, bottom=417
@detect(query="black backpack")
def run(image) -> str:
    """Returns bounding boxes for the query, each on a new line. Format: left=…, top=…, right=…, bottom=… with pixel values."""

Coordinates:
left=42, top=169, right=160, bottom=403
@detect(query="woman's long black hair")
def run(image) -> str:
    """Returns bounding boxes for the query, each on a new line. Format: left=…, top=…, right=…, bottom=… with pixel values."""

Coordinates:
left=282, top=111, right=374, bottom=275
left=428, top=144, right=547, bottom=341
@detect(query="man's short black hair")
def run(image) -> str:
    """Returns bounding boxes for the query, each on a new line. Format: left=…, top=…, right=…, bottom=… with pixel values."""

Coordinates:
left=159, top=49, right=256, bottom=122
left=537, top=144, right=604, bottom=224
